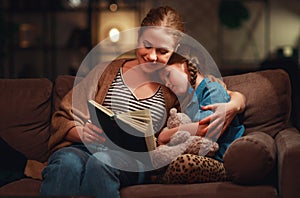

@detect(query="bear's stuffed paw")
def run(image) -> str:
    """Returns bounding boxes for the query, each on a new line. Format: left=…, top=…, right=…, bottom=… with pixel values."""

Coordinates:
left=168, top=130, right=191, bottom=146
left=184, top=136, right=219, bottom=157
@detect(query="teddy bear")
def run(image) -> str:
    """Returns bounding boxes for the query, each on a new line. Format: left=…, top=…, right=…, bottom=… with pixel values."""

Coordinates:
left=151, top=108, right=219, bottom=168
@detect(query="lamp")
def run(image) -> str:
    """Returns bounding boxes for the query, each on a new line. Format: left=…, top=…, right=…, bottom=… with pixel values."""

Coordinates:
left=109, top=28, right=120, bottom=43
left=109, top=0, right=118, bottom=12
left=277, top=45, right=298, bottom=61
left=63, top=0, right=88, bottom=9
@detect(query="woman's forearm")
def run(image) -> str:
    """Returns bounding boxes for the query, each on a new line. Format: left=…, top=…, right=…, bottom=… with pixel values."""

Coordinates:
left=227, top=90, right=246, bottom=113
left=65, top=126, right=83, bottom=143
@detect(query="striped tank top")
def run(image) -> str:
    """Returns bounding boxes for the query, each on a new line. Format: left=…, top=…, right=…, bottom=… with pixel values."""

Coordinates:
left=102, top=69, right=166, bottom=133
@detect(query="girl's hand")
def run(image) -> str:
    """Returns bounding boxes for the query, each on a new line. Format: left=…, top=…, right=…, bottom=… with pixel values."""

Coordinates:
left=198, top=103, right=236, bottom=141
left=196, top=123, right=209, bottom=137
left=82, top=121, right=106, bottom=144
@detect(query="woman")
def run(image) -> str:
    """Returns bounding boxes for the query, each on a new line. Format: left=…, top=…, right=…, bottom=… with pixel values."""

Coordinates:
left=40, top=6, right=245, bottom=198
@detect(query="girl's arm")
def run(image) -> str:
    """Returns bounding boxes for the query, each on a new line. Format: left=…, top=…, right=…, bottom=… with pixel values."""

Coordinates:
left=157, top=122, right=206, bottom=145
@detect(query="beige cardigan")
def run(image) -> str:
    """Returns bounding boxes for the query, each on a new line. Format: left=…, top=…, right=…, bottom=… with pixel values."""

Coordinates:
left=49, top=58, right=179, bottom=153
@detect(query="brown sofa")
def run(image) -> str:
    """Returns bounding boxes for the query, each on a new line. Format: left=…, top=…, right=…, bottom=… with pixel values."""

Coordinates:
left=1, top=69, right=300, bottom=198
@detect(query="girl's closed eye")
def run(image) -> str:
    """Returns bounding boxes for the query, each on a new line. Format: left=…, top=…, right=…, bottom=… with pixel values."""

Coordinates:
left=158, top=48, right=169, bottom=55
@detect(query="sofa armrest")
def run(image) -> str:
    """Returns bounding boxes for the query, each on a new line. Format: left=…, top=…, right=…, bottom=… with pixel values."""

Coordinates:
left=224, top=132, right=276, bottom=185
left=275, top=127, right=300, bottom=198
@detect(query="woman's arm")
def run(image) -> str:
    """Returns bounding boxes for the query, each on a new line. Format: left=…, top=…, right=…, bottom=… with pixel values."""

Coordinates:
left=199, top=90, right=246, bottom=136
left=65, top=126, right=83, bottom=143
left=49, top=63, right=110, bottom=150
left=207, top=75, right=246, bottom=114
left=227, top=90, right=246, bottom=113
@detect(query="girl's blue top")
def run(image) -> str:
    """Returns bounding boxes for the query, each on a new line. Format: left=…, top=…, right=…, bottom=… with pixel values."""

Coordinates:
left=183, top=78, right=244, bottom=162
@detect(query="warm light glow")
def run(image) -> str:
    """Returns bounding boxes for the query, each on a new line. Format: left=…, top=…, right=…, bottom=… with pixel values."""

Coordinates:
left=109, top=28, right=120, bottom=42
left=109, top=3, right=118, bottom=12
left=283, top=46, right=293, bottom=57
left=68, top=0, right=82, bottom=8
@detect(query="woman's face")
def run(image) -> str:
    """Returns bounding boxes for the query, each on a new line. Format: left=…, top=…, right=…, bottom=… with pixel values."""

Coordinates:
left=159, top=63, right=190, bottom=96
left=136, top=28, right=177, bottom=73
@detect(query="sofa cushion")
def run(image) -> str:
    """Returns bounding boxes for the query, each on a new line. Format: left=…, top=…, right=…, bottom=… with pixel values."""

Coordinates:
left=0, top=178, right=41, bottom=196
left=120, top=182, right=278, bottom=198
left=0, top=78, right=52, bottom=162
left=223, top=132, right=276, bottom=185
left=223, top=69, right=291, bottom=137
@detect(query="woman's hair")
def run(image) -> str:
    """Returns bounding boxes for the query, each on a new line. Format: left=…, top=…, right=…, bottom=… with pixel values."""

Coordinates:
left=141, top=6, right=185, bottom=32
left=138, top=6, right=184, bottom=46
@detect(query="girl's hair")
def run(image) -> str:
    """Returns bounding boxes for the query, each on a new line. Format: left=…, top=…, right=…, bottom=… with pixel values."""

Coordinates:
left=167, top=52, right=197, bottom=88
left=186, top=61, right=198, bottom=89
left=167, top=52, right=227, bottom=89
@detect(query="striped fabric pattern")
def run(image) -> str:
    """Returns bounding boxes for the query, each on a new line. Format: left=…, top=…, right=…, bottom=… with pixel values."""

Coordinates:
left=102, top=70, right=166, bottom=133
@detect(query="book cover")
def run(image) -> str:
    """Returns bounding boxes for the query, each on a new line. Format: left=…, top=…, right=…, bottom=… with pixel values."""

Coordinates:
left=87, top=99, right=156, bottom=153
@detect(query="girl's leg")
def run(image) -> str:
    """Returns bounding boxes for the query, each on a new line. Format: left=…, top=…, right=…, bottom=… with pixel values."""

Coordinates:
left=40, top=145, right=90, bottom=196
left=81, top=150, right=147, bottom=198
left=158, top=154, right=227, bottom=184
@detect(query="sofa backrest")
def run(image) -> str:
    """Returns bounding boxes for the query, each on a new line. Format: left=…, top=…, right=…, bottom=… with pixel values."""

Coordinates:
left=223, top=69, right=291, bottom=137
left=0, top=69, right=290, bottom=163
left=54, top=69, right=291, bottom=139
left=0, top=78, right=52, bottom=162
left=52, top=75, right=77, bottom=113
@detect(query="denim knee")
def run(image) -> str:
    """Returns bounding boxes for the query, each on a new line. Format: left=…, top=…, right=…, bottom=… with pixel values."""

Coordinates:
left=43, top=146, right=89, bottom=178
left=86, top=152, right=114, bottom=174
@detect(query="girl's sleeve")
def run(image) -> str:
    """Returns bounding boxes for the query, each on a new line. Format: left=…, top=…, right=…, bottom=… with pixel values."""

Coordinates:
left=192, top=82, right=229, bottom=122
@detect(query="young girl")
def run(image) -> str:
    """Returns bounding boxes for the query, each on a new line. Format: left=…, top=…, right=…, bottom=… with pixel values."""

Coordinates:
left=158, top=51, right=245, bottom=163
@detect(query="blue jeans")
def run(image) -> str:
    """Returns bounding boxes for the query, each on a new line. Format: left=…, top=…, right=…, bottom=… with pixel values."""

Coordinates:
left=40, top=144, right=149, bottom=198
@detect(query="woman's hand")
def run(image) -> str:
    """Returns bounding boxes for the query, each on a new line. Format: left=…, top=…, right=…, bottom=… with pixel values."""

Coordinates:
left=82, top=121, right=106, bottom=144
left=198, top=103, right=233, bottom=141
left=65, top=121, right=106, bottom=144
left=199, top=91, right=246, bottom=141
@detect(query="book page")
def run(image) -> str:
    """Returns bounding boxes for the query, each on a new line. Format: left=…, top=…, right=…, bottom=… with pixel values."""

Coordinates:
left=117, top=109, right=156, bottom=151
left=116, top=109, right=151, bottom=133
left=88, top=99, right=114, bottom=117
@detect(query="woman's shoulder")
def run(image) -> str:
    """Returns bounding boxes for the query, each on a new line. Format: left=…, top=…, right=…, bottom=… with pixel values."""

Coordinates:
left=109, top=57, right=135, bottom=67
left=97, top=58, right=135, bottom=75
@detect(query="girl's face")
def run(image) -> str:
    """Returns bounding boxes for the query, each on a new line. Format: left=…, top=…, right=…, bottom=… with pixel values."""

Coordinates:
left=159, top=62, right=190, bottom=96
left=136, top=28, right=176, bottom=73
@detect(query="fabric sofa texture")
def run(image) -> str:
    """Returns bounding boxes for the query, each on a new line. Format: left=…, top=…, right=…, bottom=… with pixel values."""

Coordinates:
left=0, top=69, right=299, bottom=198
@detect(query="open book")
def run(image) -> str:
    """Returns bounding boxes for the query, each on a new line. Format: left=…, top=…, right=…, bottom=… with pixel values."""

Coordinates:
left=87, top=99, right=156, bottom=153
